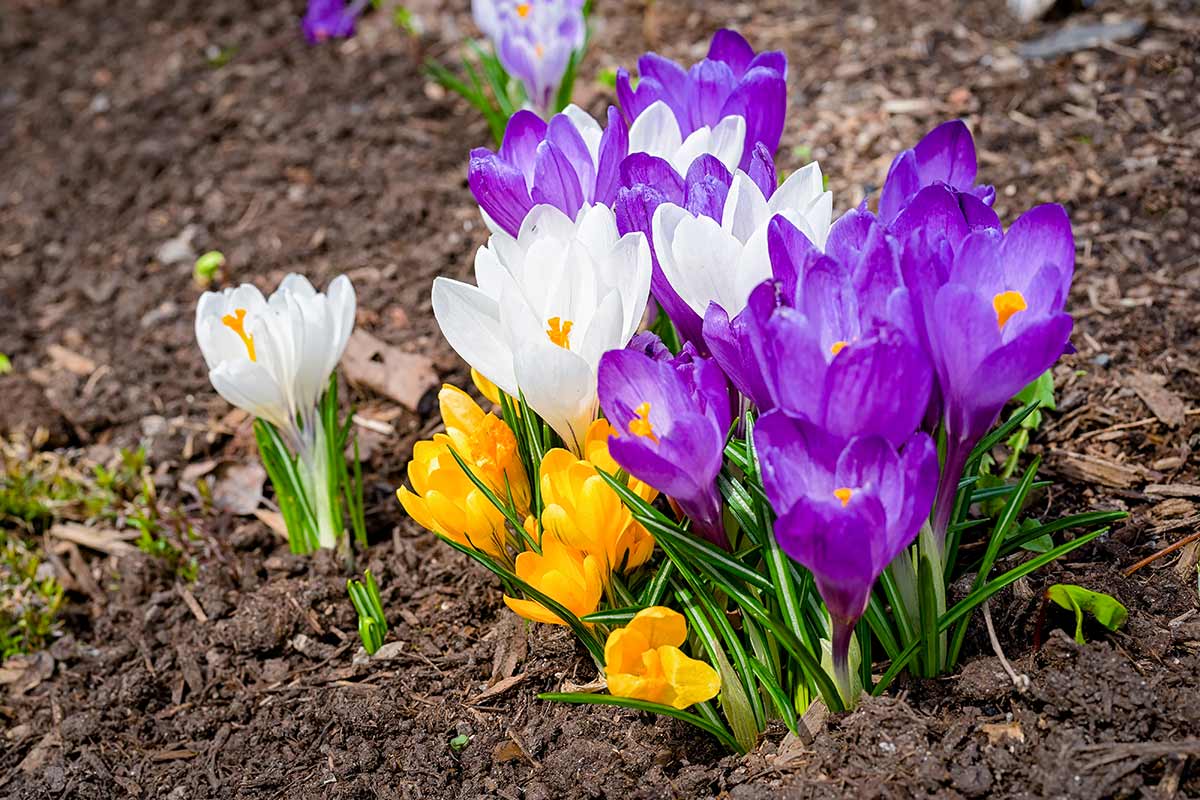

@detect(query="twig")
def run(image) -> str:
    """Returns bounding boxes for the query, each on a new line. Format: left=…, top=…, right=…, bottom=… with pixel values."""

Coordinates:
left=983, top=600, right=1030, bottom=692
left=1124, top=531, right=1200, bottom=576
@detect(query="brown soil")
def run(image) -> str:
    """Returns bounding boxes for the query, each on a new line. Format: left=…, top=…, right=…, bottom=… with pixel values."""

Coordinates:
left=2, top=0, right=1199, bottom=798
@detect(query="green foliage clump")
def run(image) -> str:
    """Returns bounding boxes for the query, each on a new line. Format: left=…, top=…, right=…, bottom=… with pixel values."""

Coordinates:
left=0, top=533, right=64, bottom=659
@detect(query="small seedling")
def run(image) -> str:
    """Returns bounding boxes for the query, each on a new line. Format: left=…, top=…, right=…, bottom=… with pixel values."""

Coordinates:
left=1045, top=584, right=1127, bottom=644
left=0, top=533, right=64, bottom=658
left=347, top=569, right=387, bottom=654
left=193, top=250, right=226, bottom=287
left=0, top=354, right=11, bottom=375
left=449, top=734, right=470, bottom=752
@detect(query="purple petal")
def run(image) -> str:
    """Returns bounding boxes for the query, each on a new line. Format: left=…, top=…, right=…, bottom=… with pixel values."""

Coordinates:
left=499, top=110, right=549, bottom=186
left=546, top=114, right=595, bottom=202
left=721, top=66, right=787, bottom=168
left=706, top=29, right=756, bottom=77
left=593, top=106, right=629, bottom=206
left=468, top=148, right=534, bottom=237
left=913, top=120, right=978, bottom=191
left=890, top=185, right=970, bottom=250
left=746, top=142, right=778, bottom=200
left=1000, top=204, right=1074, bottom=302
left=619, top=153, right=686, bottom=198
left=686, top=59, right=738, bottom=130
left=878, top=150, right=921, bottom=225
left=531, top=141, right=585, bottom=218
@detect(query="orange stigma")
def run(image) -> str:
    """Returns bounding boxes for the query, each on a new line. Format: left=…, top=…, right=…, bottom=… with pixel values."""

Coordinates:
left=221, top=308, right=257, bottom=361
left=833, top=487, right=853, bottom=507
left=629, top=402, right=658, bottom=443
left=534, top=43, right=545, bottom=59
left=993, top=290, right=1027, bottom=330
left=546, top=317, right=573, bottom=349
left=830, top=340, right=848, bottom=356
left=516, top=2, right=531, bottom=17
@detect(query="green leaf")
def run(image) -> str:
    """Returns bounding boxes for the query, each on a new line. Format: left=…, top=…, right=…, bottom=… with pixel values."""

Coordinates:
left=348, top=570, right=387, bottom=654
left=1012, top=370, right=1056, bottom=429
left=0, top=353, right=10, bottom=375
left=1046, top=584, right=1128, bottom=643
left=596, top=66, right=617, bottom=89
left=538, top=692, right=743, bottom=752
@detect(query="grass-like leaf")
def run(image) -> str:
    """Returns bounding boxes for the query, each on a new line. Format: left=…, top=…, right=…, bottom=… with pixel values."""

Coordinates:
left=538, top=692, right=743, bottom=752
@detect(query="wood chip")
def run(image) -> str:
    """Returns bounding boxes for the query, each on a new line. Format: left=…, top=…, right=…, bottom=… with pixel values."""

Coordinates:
left=341, top=329, right=438, bottom=412
left=468, top=673, right=526, bottom=705
left=150, top=749, right=198, bottom=762
left=253, top=509, right=290, bottom=541
left=211, top=461, right=266, bottom=515
left=1048, top=451, right=1144, bottom=489
left=48, top=522, right=137, bottom=556
left=1146, top=484, right=1200, bottom=499
left=46, top=344, right=97, bottom=376
left=177, top=585, right=209, bottom=623
left=1126, top=371, right=1186, bottom=428
left=981, top=720, right=1025, bottom=745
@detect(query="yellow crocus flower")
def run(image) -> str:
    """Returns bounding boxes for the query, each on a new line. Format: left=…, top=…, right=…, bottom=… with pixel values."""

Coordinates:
left=539, top=424, right=657, bottom=576
left=504, top=529, right=605, bottom=625
left=604, top=607, right=721, bottom=710
left=398, top=385, right=530, bottom=558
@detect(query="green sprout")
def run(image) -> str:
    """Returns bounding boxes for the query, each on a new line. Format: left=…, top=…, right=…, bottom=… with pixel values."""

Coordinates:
left=0, top=533, right=65, bottom=658
left=194, top=250, right=226, bottom=287
left=596, top=67, right=617, bottom=89
left=348, top=569, right=387, bottom=654
left=1046, top=584, right=1127, bottom=643
left=0, top=354, right=11, bottom=375
left=449, top=734, right=470, bottom=752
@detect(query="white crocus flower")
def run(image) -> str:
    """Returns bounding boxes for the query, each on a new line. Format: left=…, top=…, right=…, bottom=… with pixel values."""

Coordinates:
left=653, top=163, right=833, bottom=319
left=432, top=204, right=652, bottom=454
left=196, top=274, right=356, bottom=549
left=628, top=100, right=746, bottom=176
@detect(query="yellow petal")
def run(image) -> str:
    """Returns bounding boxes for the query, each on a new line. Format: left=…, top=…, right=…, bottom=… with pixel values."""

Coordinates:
left=606, top=671, right=671, bottom=705
left=625, top=606, right=688, bottom=650
left=657, top=645, right=722, bottom=709
left=439, top=384, right=486, bottom=434
left=472, top=369, right=502, bottom=407
left=604, top=626, right=653, bottom=675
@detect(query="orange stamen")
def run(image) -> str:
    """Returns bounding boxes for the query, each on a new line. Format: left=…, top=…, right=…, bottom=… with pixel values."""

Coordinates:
left=830, top=340, right=848, bottom=356
left=516, top=2, right=531, bottom=17
left=629, top=402, right=658, bottom=443
left=221, top=308, right=257, bottom=361
left=546, top=317, right=573, bottom=349
left=993, top=290, right=1027, bottom=330
left=833, top=487, right=853, bottom=507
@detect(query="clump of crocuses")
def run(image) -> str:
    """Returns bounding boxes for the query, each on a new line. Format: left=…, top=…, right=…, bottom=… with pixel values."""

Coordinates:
left=397, top=25, right=1115, bottom=753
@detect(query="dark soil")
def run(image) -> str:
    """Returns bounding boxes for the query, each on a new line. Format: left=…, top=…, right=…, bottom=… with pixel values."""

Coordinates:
left=2, top=0, right=1198, bottom=798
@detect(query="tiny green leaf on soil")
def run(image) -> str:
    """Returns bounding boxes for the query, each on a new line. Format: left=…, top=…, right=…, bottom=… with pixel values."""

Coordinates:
left=1046, top=584, right=1128, bottom=644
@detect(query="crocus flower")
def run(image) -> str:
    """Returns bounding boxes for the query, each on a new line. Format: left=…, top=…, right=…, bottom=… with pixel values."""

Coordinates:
left=196, top=274, right=356, bottom=549
left=598, top=341, right=732, bottom=545
left=616, top=29, right=787, bottom=172
left=650, top=160, right=831, bottom=341
left=604, top=606, right=721, bottom=709
left=474, top=0, right=586, bottom=117
left=878, top=120, right=996, bottom=225
left=899, top=203, right=1075, bottom=546
left=302, top=0, right=367, bottom=44
left=538, top=447, right=656, bottom=575
left=398, top=385, right=531, bottom=559
left=432, top=204, right=651, bottom=454
left=469, top=105, right=629, bottom=237
left=702, top=218, right=932, bottom=441
left=504, top=530, right=605, bottom=625
left=754, top=412, right=938, bottom=700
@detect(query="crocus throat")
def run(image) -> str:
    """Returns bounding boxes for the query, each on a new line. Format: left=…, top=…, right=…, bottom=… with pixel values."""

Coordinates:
left=546, top=317, right=573, bottom=349
left=993, top=291, right=1027, bottom=330
left=629, top=402, right=659, bottom=443
left=830, top=340, right=848, bottom=356
left=221, top=308, right=257, bottom=362
left=468, top=415, right=519, bottom=476
left=833, top=487, right=853, bottom=507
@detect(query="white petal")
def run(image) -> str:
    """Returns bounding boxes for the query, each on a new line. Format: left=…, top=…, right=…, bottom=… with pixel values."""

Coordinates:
left=722, top=171, right=770, bottom=243
left=732, top=225, right=774, bottom=313
left=575, top=289, right=625, bottom=369
left=512, top=341, right=596, bottom=454
left=667, top=214, right=745, bottom=317
left=431, top=277, right=518, bottom=395
left=563, top=104, right=603, bottom=166
left=707, top=115, right=746, bottom=172
left=210, top=361, right=292, bottom=433
left=628, top=100, right=683, bottom=161
left=769, top=162, right=824, bottom=216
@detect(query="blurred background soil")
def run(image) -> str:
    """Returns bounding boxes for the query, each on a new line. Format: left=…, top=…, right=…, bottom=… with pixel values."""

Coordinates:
left=1, top=0, right=1198, bottom=797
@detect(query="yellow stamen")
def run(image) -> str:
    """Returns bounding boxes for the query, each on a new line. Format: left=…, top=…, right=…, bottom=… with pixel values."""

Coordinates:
left=830, top=340, right=848, bottom=356
left=546, top=317, right=573, bottom=349
left=221, top=308, right=257, bottom=361
left=833, top=487, right=853, bottom=507
left=993, top=290, right=1027, bottom=330
left=535, top=43, right=545, bottom=59
left=516, top=2, right=531, bottom=17
left=628, top=402, right=658, bottom=443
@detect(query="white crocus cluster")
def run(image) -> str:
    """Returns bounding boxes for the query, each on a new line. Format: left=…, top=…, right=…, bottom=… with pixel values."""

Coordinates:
left=653, top=162, right=832, bottom=319
left=432, top=204, right=652, bottom=453
left=196, top=274, right=356, bottom=549
left=628, top=100, right=746, bottom=177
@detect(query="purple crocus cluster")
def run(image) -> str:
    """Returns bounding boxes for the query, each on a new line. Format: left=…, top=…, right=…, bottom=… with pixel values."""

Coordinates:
left=468, top=29, right=1076, bottom=692
left=302, top=0, right=367, bottom=44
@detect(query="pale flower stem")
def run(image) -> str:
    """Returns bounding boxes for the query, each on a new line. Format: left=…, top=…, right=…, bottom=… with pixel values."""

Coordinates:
left=297, top=423, right=340, bottom=550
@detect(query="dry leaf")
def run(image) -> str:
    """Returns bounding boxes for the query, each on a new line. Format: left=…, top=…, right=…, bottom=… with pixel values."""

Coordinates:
left=0, top=652, right=54, bottom=694
left=1126, top=371, right=1186, bottom=428
left=1146, top=484, right=1200, bottom=499
left=342, top=329, right=437, bottom=411
left=468, top=673, right=526, bottom=704
left=48, top=522, right=137, bottom=556
left=981, top=720, right=1025, bottom=745
left=211, top=461, right=266, bottom=515
left=372, top=641, right=407, bottom=660
left=489, top=614, right=528, bottom=683
left=253, top=509, right=289, bottom=541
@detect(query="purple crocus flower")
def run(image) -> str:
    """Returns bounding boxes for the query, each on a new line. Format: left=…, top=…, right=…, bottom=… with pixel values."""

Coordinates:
left=616, top=29, right=787, bottom=171
left=468, top=105, right=629, bottom=237
left=754, top=411, right=938, bottom=697
left=302, top=0, right=366, bottom=43
left=704, top=215, right=933, bottom=440
left=598, top=338, right=732, bottom=546
left=878, top=120, right=996, bottom=225
left=475, top=0, right=585, bottom=117
left=895, top=202, right=1075, bottom=548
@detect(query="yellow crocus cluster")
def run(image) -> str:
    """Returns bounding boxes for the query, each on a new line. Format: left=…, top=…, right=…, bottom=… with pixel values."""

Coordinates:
left=398, top=385, right=530, bottom=559
left=504, top=419, right=658, bottom=626
left=604, top=607, right=721, bottom=709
